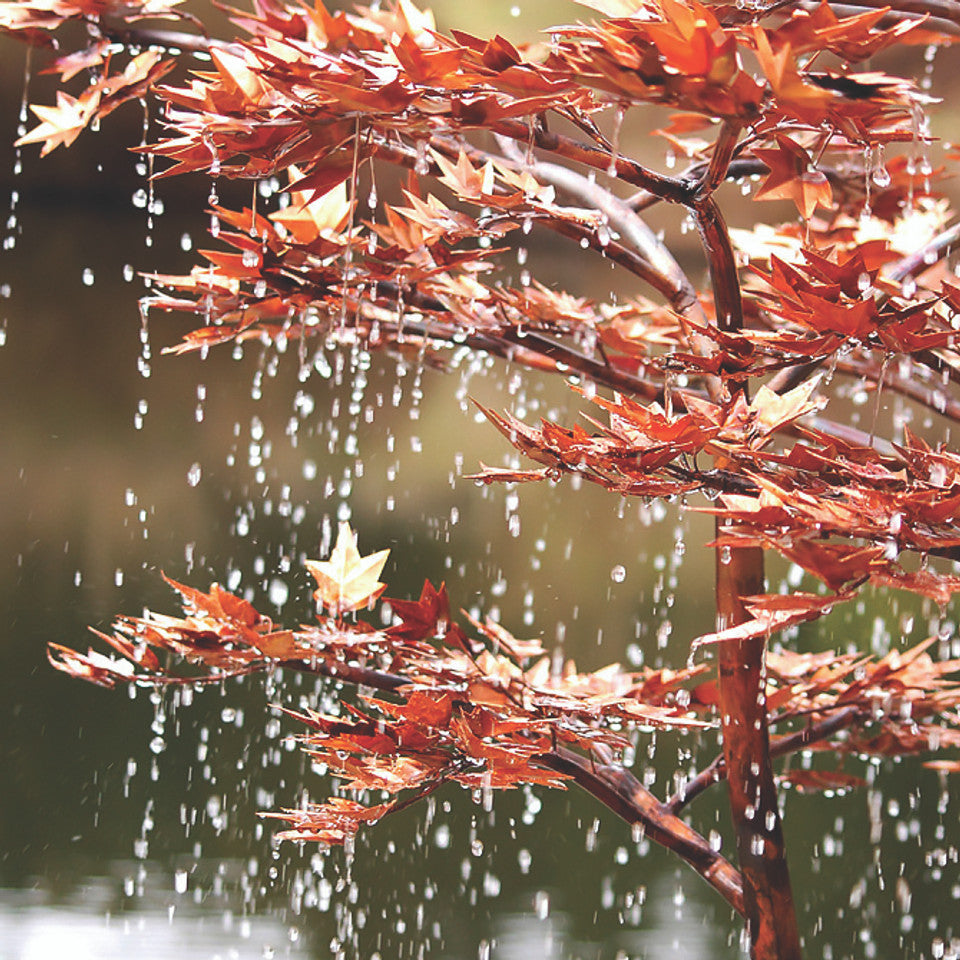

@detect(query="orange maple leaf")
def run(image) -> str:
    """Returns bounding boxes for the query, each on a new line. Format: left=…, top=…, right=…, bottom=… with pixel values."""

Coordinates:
left=271, top=173, right=354, bottom=242
left=754, top=135, right=832, bottom=220
left=748, top=25, right=833, bottom=121
left=16, top=88, right=100, bottom=155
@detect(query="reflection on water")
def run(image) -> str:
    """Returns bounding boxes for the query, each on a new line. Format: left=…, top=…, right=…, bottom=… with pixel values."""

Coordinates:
left=0, top=870, right=308, bottom=960
left=493, top=875, right=723, bottom=959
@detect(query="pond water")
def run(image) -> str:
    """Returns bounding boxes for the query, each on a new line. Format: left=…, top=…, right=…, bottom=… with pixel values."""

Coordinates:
left=1, top=18, right=959, bottom=960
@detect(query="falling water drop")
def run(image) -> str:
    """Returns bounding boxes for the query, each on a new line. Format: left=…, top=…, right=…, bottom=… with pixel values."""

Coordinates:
left=606, top=103, right=625, bottom=177
left=872, top=164, right=891, bottom=190
left=414, top=139, right=429, bottom=175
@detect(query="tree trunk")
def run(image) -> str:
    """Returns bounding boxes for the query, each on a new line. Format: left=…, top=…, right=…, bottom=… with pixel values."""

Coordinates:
left=715, top=535, right=802, bottom=960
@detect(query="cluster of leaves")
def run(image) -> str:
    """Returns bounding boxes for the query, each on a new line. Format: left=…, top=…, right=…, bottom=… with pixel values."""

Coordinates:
left=6, top=0, right=957, bottom=415
left=0, top=0, right=186, bottom=152
left=48, top=522, right=960, bottom=844
left=478, top=389, right=960, bottom=609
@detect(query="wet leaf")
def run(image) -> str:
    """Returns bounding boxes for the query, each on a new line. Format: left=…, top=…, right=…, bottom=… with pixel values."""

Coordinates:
left=304, top=521, right=390, bottom=615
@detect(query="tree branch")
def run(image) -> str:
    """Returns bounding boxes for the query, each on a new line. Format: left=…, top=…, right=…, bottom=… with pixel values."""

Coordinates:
left=94, top=20, right=218, bottom=54
left=690, top=196, right=744, bottom=335
left=491, top=118, right=693, bottom=204
left=699, top=120, right=743, bottom=197
left=537, top=747, right=746, bottom=916
left=885, top=221, right=960, bottom=284
left=666, top=706, right=864, bottom=814
left=493, top=138, right=706, bottom=320
left=278, top=655, right=745, bottom=914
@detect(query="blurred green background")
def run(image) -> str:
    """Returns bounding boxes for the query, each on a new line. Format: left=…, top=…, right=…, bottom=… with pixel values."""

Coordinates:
left=0, top=3, right=958, bottom=958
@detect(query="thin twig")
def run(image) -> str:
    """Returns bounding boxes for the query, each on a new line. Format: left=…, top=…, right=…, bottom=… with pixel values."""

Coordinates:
left=666, top=705, right=864, bottom=814
left=885, top=221, right=960, bottom=284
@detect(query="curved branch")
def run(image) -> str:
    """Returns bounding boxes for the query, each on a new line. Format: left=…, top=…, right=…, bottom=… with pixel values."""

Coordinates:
left=816, top=4, right=960, bottom=34
left=375, top=134, right=698, bottom=310
left=95, top=20, right=219, bottom=54
left=690, top=195, right=744, bottom=336
left=279, top=655, right=745, bottom=913
left=493, top=140, right=706, bottom=321
left=699, top=120, right=743, bottom=197
left=347, top=292, right=668, bottom=401
left=822, top=0, right=960, bottom=26
left=885, top=221, right=960, bottom=284
left=537, top=748, right=745, bottom=916
left=835, top=355, right=960, bottom=425
left=491, top=118, right=693, bottom=204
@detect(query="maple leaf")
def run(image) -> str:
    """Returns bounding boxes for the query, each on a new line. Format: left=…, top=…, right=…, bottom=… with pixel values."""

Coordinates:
left=747, top=379, right=825, bottom=440
left=271, top=173, right=354, bottom=241
left=748, top=25, right=833, bottom=121
left=16, top=88, right=100, bottom=155
left=643, top=0, right=738, bottom=85
left=754, top=135, right=832, bottom=220
left=693, top=590, right=856, bottom=647
left=41, top=42, right=109, bottom=81
left=304, top=522, right=390, bottom=615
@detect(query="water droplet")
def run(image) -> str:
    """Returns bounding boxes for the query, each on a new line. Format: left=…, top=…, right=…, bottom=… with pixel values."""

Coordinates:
left=610, top=564, right=626, bottom=583
left=414, top=139, right=429, bottom=176
left=187, top=462, right=202, bottom=486
left=872, top=165, right=891, bottom=189
left=269, top=578, right=288, bottom=607
left=606, top=103, right=625, bottom=177
left=535, top=890, right=550, bottom=919
left=81, top=268, right=94, bottom=286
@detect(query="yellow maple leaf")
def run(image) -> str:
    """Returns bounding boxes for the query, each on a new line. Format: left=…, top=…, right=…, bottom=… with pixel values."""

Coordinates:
left=304, top=522, right=389, bottom=615
left=749, top=378, right=825, bottom=438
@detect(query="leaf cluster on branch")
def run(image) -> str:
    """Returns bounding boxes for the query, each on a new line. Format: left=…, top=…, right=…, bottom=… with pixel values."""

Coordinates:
left=46, top=521, right=960, bottom=900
